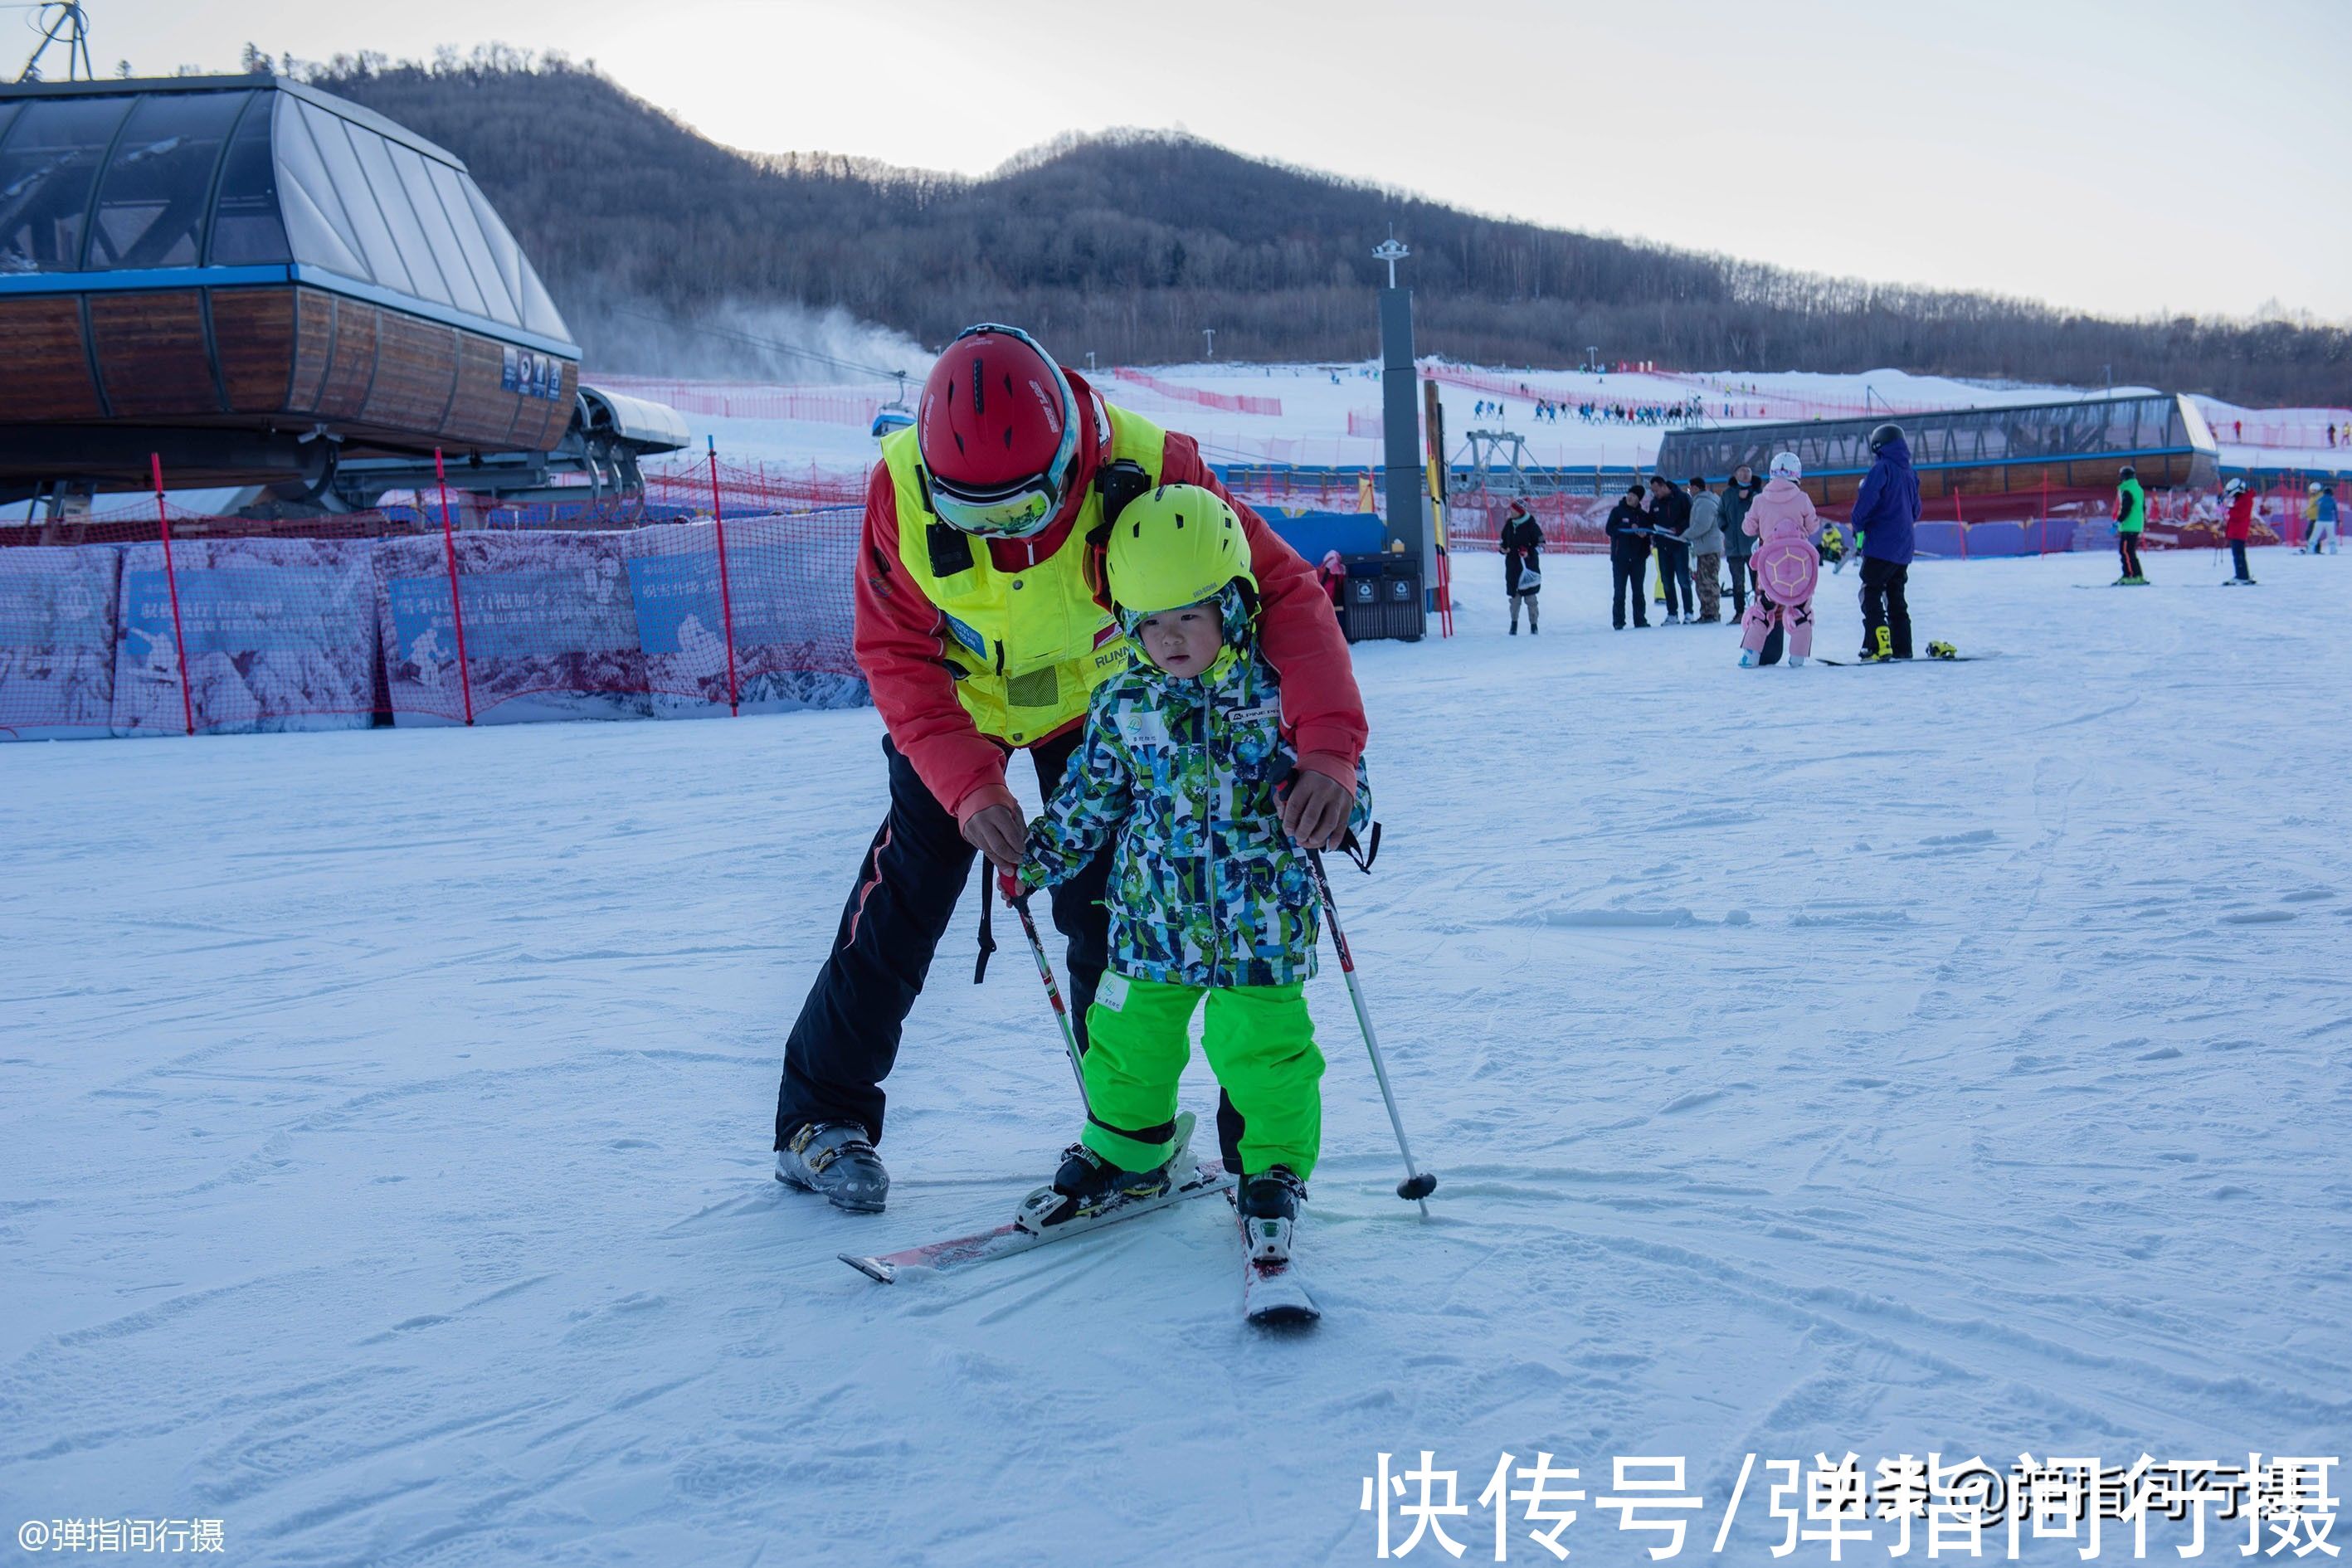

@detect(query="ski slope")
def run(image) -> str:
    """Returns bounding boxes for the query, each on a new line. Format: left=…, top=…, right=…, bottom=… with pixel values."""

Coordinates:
left=611, top=358, right=2352, bottom=499
left=4, top=551, right=2349, bottom=1566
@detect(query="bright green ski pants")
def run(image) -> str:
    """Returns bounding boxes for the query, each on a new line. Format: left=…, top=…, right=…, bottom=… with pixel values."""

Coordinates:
left=1079, top=973, right=1324, bottom=1181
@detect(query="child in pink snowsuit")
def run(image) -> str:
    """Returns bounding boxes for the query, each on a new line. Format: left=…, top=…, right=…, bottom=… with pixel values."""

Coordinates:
left=1739, top=453, right=1823, bottom=667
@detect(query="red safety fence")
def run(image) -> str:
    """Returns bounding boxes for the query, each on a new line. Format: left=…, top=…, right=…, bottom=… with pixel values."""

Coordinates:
left=1111, top=368, right=1283, bottom=417
left=0, top=478, right=864, bottom=742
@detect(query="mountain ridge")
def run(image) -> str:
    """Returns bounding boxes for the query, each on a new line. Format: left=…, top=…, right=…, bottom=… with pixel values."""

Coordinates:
left=293, top=51, right=2346, bottom=404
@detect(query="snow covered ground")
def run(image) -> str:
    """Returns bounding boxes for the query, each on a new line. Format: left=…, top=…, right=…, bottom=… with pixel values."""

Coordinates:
left=5, top=549, right=2349, bottom=1566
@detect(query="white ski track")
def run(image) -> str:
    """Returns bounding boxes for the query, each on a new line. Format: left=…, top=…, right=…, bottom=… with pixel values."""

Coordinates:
left=841, top=1113, right=1231, bottom=1283
left=1238, top=1208, right=1322, bottom=1328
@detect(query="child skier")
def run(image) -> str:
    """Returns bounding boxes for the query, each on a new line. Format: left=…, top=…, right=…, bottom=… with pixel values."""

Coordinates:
left=1009, top=483, right=1372, bottom=1280
left=1737, top=452, right=1822, bottom=667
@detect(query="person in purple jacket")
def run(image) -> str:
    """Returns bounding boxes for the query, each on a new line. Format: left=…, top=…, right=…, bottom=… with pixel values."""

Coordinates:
left=1848, top=423, right=1921, bottom=660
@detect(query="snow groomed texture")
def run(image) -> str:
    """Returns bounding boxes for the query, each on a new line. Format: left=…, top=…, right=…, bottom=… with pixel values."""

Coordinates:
left=5, top=549, right=2350, bottom=1563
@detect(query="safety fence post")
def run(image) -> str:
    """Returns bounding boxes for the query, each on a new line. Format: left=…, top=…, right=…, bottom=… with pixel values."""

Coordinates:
left=1953, top=485, right=1967, bottom=559
left=150, top=454, right=195, bottom=737
left=434, top=449, right=475, bottom=726
left=708, top=435, right=740, bottom=716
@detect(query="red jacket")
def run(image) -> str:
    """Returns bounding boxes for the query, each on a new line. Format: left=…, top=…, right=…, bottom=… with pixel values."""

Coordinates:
left=855, top=373, right=1367, bottom=826
left=2225, top=491, right=2254, bottom=542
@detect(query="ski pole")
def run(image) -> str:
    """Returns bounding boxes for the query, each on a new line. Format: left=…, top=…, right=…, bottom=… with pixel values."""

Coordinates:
left=1307, top=848, right=1435, bottom=1216
left=1004, top=878, right=1091, bottom=1114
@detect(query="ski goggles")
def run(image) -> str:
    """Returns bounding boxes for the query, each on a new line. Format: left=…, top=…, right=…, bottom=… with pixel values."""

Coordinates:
left=924, top=464, right=1070, bottom=538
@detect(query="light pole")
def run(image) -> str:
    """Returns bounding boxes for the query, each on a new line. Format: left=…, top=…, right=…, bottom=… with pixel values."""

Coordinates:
left=1203, top=328, right=1215, bottom=360
left=1373, top=231, right=1429, bottom=631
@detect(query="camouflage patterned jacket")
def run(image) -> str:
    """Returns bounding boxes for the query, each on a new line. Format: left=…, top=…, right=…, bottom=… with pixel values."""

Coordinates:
left=1019, top=589, right=1372, bottom=989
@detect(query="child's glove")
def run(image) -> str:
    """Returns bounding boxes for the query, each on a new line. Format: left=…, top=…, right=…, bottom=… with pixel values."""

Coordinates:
left=997, top=868, right=1030, bottom=908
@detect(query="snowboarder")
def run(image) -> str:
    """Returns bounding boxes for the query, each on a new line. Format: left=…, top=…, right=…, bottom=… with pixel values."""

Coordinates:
left=1009, top=484, right=1371, bottom=1276
left=1851, top=423, right=1921, bottom=660
left=1501, top=499, right=1544, bottom=635
left=2306, top=482, right=2339, bottom=554
left=772, top=324, right=1367, bottom=1212
left=2223, top=478, right=2257, bottom=584
left=1721, top=462, right=1761, bottom=617
left=2115, top=465, right=2151, bottom=584
left=1685, top=475, right=1725, bottom=622
left=1605, top=483, right=1652, bottom=630
left=1737, top=453, right=1822, bottom=668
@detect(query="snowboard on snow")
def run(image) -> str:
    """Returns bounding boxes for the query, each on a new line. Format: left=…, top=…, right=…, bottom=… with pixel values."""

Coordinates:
left=839, top=1112, right=1232, bottom=1284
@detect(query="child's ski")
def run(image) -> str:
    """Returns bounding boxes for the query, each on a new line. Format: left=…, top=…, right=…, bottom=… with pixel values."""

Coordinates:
left=1238, top=1209, right=1321, bottom=1327
left=840, top=1113, right=1230, bottom=1283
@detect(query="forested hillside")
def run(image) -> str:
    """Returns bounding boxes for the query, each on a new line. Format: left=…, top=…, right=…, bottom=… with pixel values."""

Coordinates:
left=296, top=51, right=2346, bottom=403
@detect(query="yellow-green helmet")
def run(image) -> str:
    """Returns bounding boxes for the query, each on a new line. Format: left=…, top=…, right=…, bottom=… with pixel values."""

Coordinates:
left=1104, top=483, right=1257, bottom=619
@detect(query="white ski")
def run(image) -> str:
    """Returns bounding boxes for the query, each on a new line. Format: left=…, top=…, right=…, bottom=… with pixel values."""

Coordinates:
left=840, top=1114, right=1230, bottom=1284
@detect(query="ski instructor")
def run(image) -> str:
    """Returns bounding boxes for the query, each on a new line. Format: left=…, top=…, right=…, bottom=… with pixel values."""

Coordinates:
left=772, top=324, right=1370, bottom=1212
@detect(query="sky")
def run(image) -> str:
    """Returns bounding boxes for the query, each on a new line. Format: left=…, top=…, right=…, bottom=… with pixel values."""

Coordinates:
left=39, top=0, right=2352, bottom=324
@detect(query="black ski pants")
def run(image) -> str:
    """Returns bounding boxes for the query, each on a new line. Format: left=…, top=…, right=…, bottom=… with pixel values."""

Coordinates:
left=1610, top=544, right=1650, bottom=627
left=1858, top=556, right=1912, bottom=659
left=775, top=732, right=1118, bottom=1152
left=1726, top=553, right=1751, bottom=616
left=1657, top=540, right=1690, bottom=617
left=2117, top=533, right=2145, bottom=581
left=2230, top=539, right=2252, bottom=582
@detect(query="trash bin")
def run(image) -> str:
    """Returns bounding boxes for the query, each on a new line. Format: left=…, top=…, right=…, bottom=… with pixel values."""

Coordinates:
left=1339, top=554, right=1424, bottom=643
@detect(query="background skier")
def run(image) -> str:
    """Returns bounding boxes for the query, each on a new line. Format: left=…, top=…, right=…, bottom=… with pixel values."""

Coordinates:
left=1850, top=423, right=1921, bottom=660
left=1737, top=452, right=1822, bottom=667
left=2115, top=465, right=2151, bottom=583
left=1685, top=475, right=1725, bottom=623
left=2307, top=482, right=2339, bottom=553
left=1500, top=499, right=1544, bottom=635
left=1605, top=482, right=1652, bottom=630
left=772, top=324, right=1366, bottom=1212
left=1648, top=475, right=1693, bottom=623
left=1721, top=461, right=1761, bottom=617
left=2223, top=478, right=2257, bottom=584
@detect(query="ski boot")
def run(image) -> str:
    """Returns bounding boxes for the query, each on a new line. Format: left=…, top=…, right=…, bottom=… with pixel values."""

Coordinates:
left=1788, top=653, right=1807, bottom=666
left=776, top=1121, right=889, bottom=1213
left=1015, top=1143, right=1176, bottom=1233
left=1236, top=1167, right=1307, bottom=1264
left=1738, top=649, right=1758, bottom=668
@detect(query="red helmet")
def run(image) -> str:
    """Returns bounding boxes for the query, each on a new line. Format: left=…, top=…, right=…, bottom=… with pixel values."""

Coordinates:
left=917, top=324, right=1082, bottom=538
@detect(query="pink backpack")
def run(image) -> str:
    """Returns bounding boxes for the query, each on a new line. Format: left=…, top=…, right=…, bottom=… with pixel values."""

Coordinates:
left=1755, top=534, right=1818, bottom=606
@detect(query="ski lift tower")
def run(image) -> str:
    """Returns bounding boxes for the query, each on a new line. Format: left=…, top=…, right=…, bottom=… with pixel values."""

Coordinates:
left=1373, top=231, right=1430, bottom=620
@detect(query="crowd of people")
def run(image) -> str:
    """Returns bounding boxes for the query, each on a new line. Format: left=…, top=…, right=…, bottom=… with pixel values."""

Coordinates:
left=1468, top=397, right=1708, bottom=426
left=1498, top=423, right=1926, bottom=663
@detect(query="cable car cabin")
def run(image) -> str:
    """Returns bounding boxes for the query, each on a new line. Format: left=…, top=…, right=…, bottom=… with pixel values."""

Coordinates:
left=0, top=75, right=578, bottom=502
left=1655, top=394, right=2220, bottom=509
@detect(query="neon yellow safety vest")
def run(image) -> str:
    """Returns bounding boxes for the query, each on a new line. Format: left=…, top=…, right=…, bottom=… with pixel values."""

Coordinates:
left=883, top=403, right=1171, bottom=746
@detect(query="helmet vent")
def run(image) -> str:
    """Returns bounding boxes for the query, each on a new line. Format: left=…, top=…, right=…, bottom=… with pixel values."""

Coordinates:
left=970, top=358, right=984, bottom=415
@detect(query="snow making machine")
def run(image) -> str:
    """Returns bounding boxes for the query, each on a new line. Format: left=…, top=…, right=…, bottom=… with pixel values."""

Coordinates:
left=0, top=74, right=685, bottom=515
